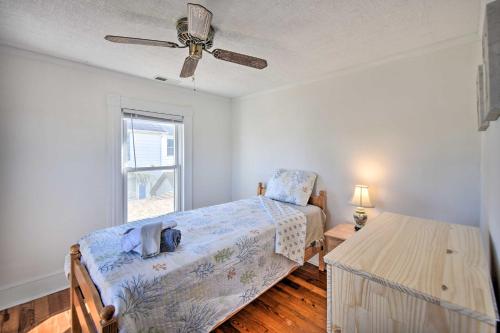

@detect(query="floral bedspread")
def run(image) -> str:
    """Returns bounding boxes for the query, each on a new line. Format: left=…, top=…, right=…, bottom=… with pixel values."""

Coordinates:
left=68, top=196, right=306, bottom=332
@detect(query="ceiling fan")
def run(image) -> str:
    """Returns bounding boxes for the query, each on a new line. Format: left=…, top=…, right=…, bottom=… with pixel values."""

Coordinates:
left=104, top=3, right=268, bottom=78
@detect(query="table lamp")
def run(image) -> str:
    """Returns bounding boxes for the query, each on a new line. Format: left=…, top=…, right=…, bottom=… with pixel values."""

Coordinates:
left=350, top=185, right=374, bottom=231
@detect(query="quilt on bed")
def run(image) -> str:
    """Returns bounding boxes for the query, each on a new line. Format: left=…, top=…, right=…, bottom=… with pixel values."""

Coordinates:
left=68, top=196, right=307, bottom=332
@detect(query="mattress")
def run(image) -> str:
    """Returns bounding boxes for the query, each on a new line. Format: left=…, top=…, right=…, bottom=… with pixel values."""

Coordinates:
left=282, top=202, right=326, bottom=246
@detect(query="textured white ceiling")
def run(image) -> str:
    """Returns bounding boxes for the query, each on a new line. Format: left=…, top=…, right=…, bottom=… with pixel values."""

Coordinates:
left=0, top=0, right=480, bottom=97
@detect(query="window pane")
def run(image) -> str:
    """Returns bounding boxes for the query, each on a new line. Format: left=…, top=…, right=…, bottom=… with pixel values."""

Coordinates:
left=123, top=117, right=176, bottom=168
left=127, top=169, right=175, bottom=222
left=167, top=138, right=175, bottom=157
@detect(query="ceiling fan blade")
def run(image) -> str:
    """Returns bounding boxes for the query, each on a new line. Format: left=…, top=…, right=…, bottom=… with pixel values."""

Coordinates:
left=104, top=35, right=180, bottom=48
left=187, top=3, right=213, bottom=40
left=212, top=49, right=267, bottom=69
left=180, top=56, right=199, bottom=78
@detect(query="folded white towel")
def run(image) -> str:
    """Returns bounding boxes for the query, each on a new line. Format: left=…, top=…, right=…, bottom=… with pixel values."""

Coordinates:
left=121, top=220, right=178, bottom=259
left=140, top=221, right=162, bottom=258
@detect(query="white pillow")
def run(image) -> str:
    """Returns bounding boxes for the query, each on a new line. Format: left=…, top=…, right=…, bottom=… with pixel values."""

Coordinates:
left=264, top=169, right=317, bottom=206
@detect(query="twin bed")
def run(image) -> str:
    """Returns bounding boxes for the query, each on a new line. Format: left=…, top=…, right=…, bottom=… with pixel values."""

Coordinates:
left=68, top=182, right=326, bottom=333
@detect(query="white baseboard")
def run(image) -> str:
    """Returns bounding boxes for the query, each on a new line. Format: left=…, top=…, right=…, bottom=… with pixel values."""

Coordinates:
left=0, top=270, right=68, bottom=310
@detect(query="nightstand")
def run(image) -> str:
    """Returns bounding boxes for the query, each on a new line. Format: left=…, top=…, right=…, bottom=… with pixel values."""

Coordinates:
left=323, top=224, right=356, bottom=254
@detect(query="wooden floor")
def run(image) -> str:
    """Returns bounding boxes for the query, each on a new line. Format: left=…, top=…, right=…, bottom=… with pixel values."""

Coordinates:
left=0, top=263, right=326, bottom=333
left=0, top=289, right=70, bottom=333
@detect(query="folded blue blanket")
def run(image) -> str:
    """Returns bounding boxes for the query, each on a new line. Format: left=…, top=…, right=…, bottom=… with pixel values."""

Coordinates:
left=160, top=228, right=182, bottom=252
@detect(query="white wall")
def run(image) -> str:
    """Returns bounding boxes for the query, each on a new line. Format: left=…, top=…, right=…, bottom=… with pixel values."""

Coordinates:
left=0, top=46, right=232, bottom=308
left=232, top=42, right=481, bottom=228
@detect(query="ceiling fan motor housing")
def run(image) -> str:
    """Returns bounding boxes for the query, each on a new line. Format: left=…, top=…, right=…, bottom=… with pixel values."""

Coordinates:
left=176, top=17, right=214, bottom=49
left=189, top=44, right=203, bottom=59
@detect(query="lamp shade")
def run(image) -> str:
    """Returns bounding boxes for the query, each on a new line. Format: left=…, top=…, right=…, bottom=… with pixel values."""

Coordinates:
left=350, top=185, right=373, bottom=208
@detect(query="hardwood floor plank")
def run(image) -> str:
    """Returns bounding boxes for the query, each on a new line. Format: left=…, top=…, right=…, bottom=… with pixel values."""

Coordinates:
left=260, top=299, right=323, bottom=333
left=227, top=308, right=280, bottom=333
left=28, top=310, right=71, bottom=333
left=18, top=302, right=35, bottom=332
left=0, top=307, right=20, bottom=333
left=286, top=274, right=327, bottom=298
left=276, top=280, right=327, bottom=308
left=47, top=289, right=69, bottom=315
left=32, top=297, right=49, bottom=326
left=246, top=298, right=301, bottom=332
left=213, top=323, right=240, bottom=333
left=262, top=286, right=325, bottom=327
left=258, top=289, right=325, bottom=332
left=290, top=263, right=327, bottom=290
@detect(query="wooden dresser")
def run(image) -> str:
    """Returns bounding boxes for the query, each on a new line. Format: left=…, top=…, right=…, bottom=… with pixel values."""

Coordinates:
left=324, top=212, right=498, bottom=333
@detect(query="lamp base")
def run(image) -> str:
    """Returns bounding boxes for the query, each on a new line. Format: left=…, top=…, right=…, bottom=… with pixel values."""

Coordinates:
left=353, top=207, right=367, bottom=231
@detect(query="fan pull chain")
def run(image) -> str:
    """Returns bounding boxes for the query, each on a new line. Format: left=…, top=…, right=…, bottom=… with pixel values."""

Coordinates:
left=192, top=75, right=197, bottom=99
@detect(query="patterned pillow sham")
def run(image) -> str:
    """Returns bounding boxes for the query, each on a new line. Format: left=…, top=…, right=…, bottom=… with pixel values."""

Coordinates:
left=264, top=169, right=317, bottom=206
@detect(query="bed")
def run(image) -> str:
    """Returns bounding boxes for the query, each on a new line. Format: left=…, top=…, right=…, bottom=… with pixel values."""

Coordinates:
left=68, top=182, right=326, bottom=333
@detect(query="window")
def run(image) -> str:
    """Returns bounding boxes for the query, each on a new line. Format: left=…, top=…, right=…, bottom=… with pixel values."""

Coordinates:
left=122, top=110, right=183, bottom=222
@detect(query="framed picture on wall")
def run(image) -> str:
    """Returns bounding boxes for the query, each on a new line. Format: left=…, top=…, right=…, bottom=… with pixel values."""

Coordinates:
left=483, top=0, right=500, bottom=121
left=477, top=65, right=489, bottom=131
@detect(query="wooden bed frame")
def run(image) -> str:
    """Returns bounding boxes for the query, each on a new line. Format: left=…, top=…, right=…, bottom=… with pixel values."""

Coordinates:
left=69, top=244, right=117, bottom=333
left=68, top=183, right=327, bottom=333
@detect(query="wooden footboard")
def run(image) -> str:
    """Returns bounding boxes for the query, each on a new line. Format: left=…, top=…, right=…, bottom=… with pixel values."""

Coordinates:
left=70, top=244, right=118, bottom=333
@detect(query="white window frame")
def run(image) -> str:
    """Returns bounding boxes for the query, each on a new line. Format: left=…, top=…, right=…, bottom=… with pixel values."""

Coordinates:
left=107, top=95, right=193, bottom=226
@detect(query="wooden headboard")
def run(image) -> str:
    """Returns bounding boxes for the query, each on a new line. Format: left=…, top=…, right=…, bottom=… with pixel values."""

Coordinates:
left=257, top=182, right=326, bottom=211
